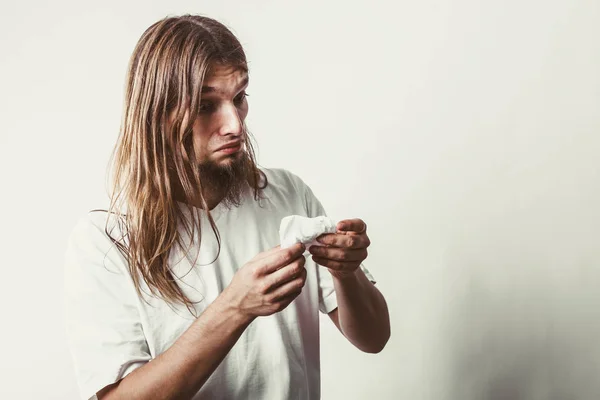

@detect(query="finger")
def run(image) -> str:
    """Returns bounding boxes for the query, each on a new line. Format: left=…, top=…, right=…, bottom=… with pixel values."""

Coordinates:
left=268, top=267, right=307, bottom=301
left=255, top=242, right=306, bottom=275
left=311, top=256, right=360, bottom=272
left=269, top=287, right=304, bottom=313
left=316, top=233, right=370, bottom=249
left=309, top=246, right=367, bottom=262
left=252, top=244, right=283, bottom=261
left=254, top=241, right=305, bottom=262
left=264, top=256, right=306, bottom=292
left=336, top=218, right=367, bottom=233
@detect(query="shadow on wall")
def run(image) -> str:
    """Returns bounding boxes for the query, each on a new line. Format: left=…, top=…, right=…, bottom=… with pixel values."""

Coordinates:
left=441, top=236, right=600, bottom=400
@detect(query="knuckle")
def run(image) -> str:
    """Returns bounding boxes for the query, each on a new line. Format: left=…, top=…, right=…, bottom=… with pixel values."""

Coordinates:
left=258, top=282, right=270, bottom=294
left=264, top=293, right=276, bottom=305
left=287, top=264, right=297, bottom=276
left=250, top=264, right=261, bottom=278
left=278, top=253, right=289, bottom=265
left=286, top=248, right=297, bottom=260
left=290, top=262, right=302, bottom=275
left=298, top=256, right=306, bottom=267
left=269, top=275, right=280, bottom=288
left=346, top=237, right=355, bottom=248
left=266, top=304, right=279, bottom=314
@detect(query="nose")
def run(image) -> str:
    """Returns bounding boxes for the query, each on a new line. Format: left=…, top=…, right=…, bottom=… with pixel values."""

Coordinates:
left=216, top=103, right=243, bottom=137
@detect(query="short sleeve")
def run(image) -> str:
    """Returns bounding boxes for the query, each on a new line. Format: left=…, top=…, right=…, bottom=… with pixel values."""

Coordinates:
left=63, top=214, right=152, bottom=400
left=295, top=174, right=377, bottom=314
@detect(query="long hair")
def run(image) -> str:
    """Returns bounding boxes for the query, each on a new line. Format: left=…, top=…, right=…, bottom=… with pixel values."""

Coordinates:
left=104, top=14, right=267, bottom=312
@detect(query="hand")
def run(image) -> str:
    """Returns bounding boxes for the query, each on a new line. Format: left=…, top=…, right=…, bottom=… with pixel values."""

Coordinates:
left=224, top=243, right=307, bottom=319
left=309, top=218, right=370, bottom=279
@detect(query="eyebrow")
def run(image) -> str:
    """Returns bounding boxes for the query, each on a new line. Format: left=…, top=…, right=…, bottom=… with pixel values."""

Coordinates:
left=201, top=76, right=249, bottom=94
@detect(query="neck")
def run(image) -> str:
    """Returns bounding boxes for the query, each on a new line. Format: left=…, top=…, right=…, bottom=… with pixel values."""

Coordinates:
left=171, top=178, right=228, bottom=211
left=202, top=187, right=227, bottom=211
left=180, top=187, right=228, bottom=211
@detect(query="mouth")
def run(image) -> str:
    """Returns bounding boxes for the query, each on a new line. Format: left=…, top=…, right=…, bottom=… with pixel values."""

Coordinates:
left=215, top=142, right=242, bottom=154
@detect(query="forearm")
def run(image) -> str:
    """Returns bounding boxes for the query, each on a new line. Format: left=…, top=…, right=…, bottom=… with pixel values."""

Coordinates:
left=99, top=290, right=253, bottom=400
left=332, top=269, right=390, bottom=353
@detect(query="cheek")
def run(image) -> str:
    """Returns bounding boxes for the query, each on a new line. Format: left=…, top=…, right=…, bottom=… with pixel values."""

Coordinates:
left=239, top=103, right=249, bottom=120
left=191, top=119, right=211, bottom=158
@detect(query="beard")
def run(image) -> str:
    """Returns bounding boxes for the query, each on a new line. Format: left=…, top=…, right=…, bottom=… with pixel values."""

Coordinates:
left=197, top=151, right=252, bottom=209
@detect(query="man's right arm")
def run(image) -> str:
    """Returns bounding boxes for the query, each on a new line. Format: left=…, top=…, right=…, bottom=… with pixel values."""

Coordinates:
left=97, top=292, right=252, bottom=400
left=97, top=242, right=307, bottom=400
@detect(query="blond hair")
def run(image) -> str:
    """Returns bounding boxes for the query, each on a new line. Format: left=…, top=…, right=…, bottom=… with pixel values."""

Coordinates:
left=103, top=15, right=266, bottom=312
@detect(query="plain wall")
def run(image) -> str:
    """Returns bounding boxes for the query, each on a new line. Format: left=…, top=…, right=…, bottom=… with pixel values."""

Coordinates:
left=1, top=1, right=599, bottom=399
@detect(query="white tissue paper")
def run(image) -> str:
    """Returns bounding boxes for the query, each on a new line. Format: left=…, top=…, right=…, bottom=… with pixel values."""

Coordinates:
left=279, top=215, right=338, bottom=250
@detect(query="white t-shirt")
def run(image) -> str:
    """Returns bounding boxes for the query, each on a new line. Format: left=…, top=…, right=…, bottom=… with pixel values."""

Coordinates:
left=64, top=168, right=375, bottom=400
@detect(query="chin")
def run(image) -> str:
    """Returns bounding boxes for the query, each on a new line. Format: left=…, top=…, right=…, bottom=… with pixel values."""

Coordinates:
left=201, top=149, right=247, bottom=170
left=218, top=154, right=238, bottom=165
left=220, top=151, right=242, bottom=162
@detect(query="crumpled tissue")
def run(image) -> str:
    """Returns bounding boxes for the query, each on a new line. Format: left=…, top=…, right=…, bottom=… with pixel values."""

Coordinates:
left=279, top=215, right=337, bottom=250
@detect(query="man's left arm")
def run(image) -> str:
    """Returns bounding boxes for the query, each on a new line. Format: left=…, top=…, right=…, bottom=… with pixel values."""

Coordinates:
left=309, top=218, right=391, bottom=354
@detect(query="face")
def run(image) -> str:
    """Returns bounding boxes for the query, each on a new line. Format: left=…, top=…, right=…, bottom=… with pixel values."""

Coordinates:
left=192, top=64, right=249, bottom=168
left=166, top=64, right=252, bottom=207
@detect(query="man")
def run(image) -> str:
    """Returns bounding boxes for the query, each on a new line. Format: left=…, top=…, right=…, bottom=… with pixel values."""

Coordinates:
left=64, top=14, right=390, bottom=400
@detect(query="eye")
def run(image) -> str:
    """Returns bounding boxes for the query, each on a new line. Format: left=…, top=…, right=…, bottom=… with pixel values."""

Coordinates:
left=234, top=91, right=249, bottom=106
left=199, top=100, right=216, bottom=113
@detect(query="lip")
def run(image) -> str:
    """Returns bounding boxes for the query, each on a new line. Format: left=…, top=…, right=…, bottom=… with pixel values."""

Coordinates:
left=216, top=142, right=242, bottom=151
left=215, top=142, right=242, bottom=154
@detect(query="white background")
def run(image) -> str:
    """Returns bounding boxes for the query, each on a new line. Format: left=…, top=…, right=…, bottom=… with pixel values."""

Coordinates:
left=1, top=1, right=599, bottom=399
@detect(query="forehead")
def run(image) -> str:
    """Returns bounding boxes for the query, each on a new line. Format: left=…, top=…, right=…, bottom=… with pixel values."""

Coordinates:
left=202, top=65, right=248, bottom=94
